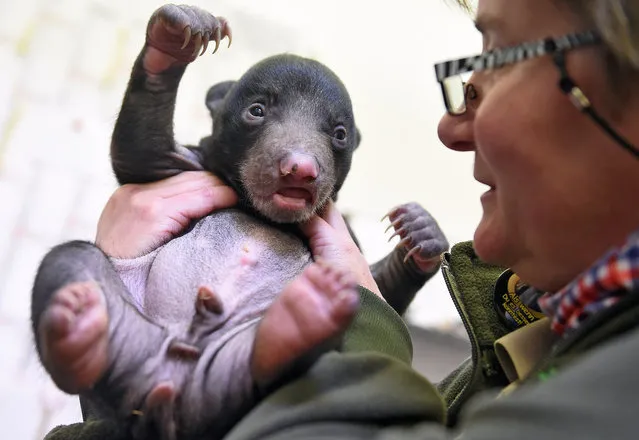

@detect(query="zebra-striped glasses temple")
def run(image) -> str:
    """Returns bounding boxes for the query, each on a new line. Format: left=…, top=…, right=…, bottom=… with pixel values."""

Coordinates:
left=432, top=30, right=639, bottom=159
left=433, top=31, right=601, bottom=115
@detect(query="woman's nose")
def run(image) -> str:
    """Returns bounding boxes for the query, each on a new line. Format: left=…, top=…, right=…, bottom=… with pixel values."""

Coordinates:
left=437, top=81, right=479, bottom=152
left=437, top=110, right=475, bottom=152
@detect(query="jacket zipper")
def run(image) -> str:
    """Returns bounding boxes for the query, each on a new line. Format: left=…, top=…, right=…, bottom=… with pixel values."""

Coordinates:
left=439, top=252, right=480, bottom=414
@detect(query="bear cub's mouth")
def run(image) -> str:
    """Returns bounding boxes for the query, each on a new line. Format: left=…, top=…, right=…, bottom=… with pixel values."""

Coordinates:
left=272, top=187, right=315, bottom=210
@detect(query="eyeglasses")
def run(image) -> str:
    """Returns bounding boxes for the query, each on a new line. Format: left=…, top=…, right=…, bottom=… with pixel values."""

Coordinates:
left=434, top=31, right=639, bottom=159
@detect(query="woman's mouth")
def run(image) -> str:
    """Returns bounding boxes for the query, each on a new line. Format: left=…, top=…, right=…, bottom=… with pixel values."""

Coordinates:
left=480, top=186, right=496, bottom=204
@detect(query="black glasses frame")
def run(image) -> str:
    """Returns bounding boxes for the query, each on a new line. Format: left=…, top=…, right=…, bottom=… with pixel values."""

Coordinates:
left=433, top=30, right=639, bottom=159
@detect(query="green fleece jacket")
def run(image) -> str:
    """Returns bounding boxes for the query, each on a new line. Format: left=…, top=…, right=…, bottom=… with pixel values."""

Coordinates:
left=44, top=241, right=639, bottom=439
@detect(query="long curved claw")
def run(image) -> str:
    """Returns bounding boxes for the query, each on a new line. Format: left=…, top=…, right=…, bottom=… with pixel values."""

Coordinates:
left=388, top=227, right=406, bottom=242
left=226, top=28, right=233, bottom=47
left=222, top=20, right=233, bottom=47
left=381, top=207, right=399, bottom=222
left=395, top=236, right=411, bottom=250
left=181, top=25, right=192, bottom=49
left=384, top=218, right=402, bottom=234
left=200, top=32, right=210, bottom=56
left=403, top=245, right=422, bottom=264
left=212, top=27, right=221, bottom=54
left=191, top=32, right=203, bottom=59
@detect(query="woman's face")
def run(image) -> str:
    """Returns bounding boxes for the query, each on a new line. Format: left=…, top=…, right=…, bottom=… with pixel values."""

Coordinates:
left=438, top=0, right=639, bottom=292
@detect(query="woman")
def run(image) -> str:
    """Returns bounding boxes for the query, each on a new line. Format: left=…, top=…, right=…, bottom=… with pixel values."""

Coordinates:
left=46, top=0, right=639, bottom=438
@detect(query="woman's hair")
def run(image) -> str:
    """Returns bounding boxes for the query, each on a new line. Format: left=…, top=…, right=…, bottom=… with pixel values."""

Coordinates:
left=572, top=0, right=639, bottom=71
left=450, top=0, right=639, bottom=71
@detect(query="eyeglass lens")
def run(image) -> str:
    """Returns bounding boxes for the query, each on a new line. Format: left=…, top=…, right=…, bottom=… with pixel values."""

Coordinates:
left=443, top=71, right=473, bottom=115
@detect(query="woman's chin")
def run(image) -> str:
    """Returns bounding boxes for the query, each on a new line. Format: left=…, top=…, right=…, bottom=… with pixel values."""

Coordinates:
left=472, top=215, right=507, bottom=266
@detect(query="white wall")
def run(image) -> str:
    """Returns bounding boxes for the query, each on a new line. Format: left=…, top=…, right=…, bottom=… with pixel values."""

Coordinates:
left=0, top=0, right=483, bottom=436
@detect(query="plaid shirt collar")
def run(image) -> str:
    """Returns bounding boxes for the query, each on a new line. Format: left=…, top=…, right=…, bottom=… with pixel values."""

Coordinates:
left=538, top=229, right=639, bottom=336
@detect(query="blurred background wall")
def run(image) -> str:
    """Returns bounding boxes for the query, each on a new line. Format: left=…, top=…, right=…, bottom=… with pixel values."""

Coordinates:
left=0, top=0, right=481, bottom=437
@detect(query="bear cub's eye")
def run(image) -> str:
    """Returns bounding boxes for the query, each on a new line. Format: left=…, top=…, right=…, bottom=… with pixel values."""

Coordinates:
left=333, top=126, right=347, bottom=141
left=248, top=103, right=266, bottom=118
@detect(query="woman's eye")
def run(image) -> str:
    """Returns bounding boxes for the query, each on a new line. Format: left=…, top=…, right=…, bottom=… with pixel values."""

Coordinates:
left=333, top=126, right=347, bottom=141
left=465, top=83, right=478, bottom=101
left=248, top=103, right=265, bottom=118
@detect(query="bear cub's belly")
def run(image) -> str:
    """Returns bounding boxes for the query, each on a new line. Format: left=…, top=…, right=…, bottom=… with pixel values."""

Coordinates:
left=142, top=209, right=313, bottom=333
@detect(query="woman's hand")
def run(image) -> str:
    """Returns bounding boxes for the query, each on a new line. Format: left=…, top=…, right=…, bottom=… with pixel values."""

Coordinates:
left=299, top=201, right=381, bottom=297
left=95, top=171, right=238, bottom=258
